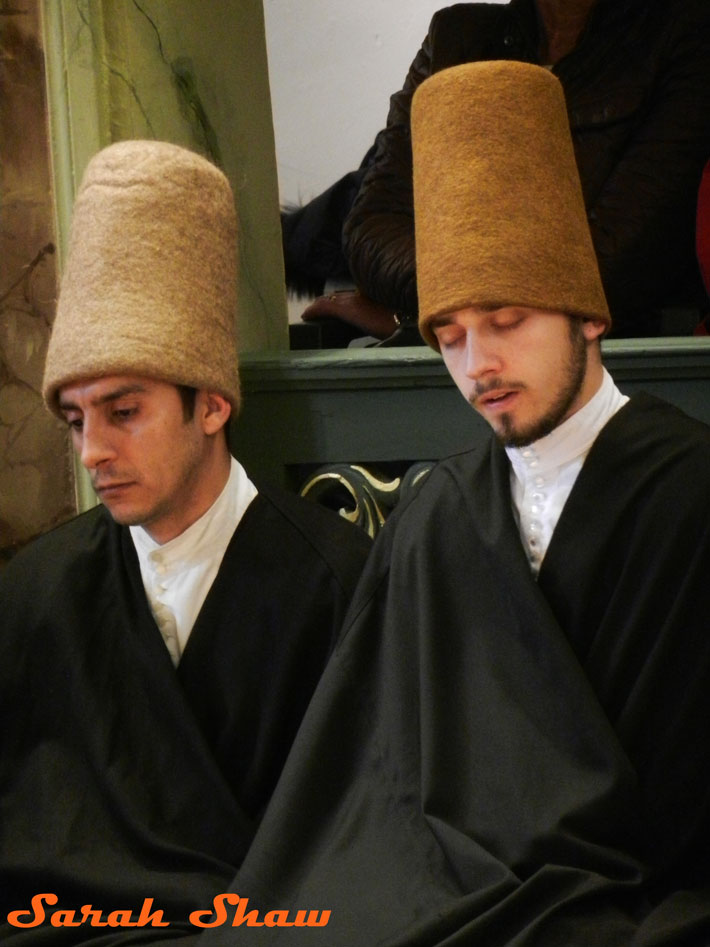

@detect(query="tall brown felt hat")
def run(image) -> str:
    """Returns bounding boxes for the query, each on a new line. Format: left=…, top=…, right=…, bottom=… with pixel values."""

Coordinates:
left=43, top=140, right=241, bottom=415
left=411, top=61, right=610, bottom=348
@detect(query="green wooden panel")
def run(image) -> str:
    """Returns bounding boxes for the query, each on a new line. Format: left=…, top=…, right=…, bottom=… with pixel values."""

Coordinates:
left=233, top=340, right=710, bottom=488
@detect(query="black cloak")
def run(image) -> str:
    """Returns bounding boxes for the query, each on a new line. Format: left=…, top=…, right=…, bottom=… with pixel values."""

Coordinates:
left=0, top=484, right=371, bottom=945
left=200, top=395, right=710, bottom=946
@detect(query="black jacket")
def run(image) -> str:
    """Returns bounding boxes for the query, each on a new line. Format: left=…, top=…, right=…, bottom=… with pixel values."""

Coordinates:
left=343, top=0, right=710, bottom=336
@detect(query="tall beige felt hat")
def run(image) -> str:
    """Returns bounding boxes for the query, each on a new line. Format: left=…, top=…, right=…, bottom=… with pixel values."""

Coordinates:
left=411, top=61, right=610, bottom=348
left=43, top=140, right=241, bottom=415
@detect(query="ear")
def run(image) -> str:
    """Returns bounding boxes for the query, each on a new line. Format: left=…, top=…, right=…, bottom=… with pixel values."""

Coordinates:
left=581, top=318, right=607, bottom=343
left=198, top=391, right=232, bottom=436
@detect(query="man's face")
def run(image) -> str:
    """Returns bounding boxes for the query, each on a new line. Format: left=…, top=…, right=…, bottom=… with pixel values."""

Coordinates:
left=59, top=375, right=228, bottom=543
left=432, top=306, right=605, bottom=447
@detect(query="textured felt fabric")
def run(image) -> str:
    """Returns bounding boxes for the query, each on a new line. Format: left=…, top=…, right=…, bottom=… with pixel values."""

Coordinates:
left=411, top=61, right=611, bottom=347
left=43, top=140, right=241, bottom=415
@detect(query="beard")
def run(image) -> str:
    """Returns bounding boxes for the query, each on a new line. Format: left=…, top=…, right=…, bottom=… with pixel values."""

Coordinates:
left=474, top=319, right=588, bottom=448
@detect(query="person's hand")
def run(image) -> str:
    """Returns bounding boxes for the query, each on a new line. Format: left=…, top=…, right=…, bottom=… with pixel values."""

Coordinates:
left=300, top=290, right=398, bottom=340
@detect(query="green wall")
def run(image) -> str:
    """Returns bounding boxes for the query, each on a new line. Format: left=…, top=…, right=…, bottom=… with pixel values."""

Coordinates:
left=43, top=0, right=287, bottom=354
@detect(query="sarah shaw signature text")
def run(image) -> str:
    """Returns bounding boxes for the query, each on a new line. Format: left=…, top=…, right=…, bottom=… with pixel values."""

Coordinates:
left=8, top=893, right=331, bottom=929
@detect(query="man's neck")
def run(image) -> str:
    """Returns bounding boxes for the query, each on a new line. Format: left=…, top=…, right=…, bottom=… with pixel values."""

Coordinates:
left=146, top=446, right=232, bottom=545
left=561, top=353, right=605, bottom=429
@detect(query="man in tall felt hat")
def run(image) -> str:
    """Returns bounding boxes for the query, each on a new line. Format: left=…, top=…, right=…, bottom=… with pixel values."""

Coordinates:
left=0, top=140, right=370, bottom=942
left=218, top=62, right=710, bottom=946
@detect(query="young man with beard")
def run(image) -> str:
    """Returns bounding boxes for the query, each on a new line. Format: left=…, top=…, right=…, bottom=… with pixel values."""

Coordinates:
left=0, top=141, right=371, bottom=944
left=213, top=63, right=710, bottom=947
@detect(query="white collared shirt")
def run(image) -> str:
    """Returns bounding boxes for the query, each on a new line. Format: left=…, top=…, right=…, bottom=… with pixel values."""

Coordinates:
left=505, top=369, right=628, bottom=576
left=130, top=457, right=258, bottom=665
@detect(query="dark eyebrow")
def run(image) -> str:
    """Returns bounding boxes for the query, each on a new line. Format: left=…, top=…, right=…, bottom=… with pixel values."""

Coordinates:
left=58, top=383, right=148, bottom=414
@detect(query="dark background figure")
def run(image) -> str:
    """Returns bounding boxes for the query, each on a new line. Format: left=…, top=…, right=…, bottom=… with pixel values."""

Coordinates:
left=281, top=149, right=374, bottom=300
left=280, top=146, right=403, bottom=345
left=697, top=159, right=710, bottom=333
left=284, top=0, right=710, bottom=342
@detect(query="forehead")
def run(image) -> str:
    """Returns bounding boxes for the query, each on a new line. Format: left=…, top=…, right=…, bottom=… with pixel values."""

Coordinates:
left=58, top=375, right=175, bottom=408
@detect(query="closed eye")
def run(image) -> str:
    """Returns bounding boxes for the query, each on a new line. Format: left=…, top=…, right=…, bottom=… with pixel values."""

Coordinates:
left=491, top=312, right=526, bottom=332
left=433, top=326, right=465, bottom=348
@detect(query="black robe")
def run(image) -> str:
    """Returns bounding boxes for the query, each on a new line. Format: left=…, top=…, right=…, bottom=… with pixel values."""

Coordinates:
left=0, top=484, right=371, bottom=945
left=201, top=395, right=710, bottom=946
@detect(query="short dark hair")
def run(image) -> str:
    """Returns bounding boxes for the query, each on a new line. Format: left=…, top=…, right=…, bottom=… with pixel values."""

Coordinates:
left=176, top=384, right=197, bottom=421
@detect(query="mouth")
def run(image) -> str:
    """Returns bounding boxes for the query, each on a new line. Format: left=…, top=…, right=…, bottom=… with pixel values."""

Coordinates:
left=94, top=482, right=134, bottom=498
left=475, top=389, right=519, bottom=412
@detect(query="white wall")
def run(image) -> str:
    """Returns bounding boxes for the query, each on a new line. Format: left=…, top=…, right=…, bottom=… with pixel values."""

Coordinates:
left=264, top=0, right=505, bottom=207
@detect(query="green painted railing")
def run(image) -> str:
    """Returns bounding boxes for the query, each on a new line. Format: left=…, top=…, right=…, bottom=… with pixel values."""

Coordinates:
left=233, top=339, right=710, bottom=491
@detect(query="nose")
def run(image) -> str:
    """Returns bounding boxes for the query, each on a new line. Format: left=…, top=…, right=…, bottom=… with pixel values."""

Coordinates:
left=78, top=417, right=116, bottom=471
left=464, top=327, right=502, bottom=380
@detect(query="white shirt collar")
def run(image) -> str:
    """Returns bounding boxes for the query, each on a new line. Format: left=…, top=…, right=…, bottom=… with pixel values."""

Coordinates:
left=130, top=456, right=258, bottom=664
left=130, top=456, right=255, bottom=561
left=504, top=369, right=628, bottom=575
left=505, top=368, right=628, bottom=478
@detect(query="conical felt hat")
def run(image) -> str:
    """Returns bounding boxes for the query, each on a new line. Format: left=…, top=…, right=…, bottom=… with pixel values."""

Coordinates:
left=411, top=61, right=610, bottom=348
left=43, top=140, right=241, bottom=415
